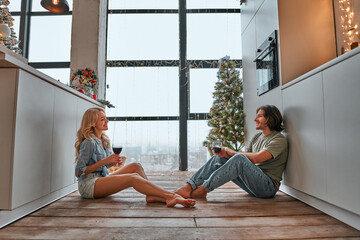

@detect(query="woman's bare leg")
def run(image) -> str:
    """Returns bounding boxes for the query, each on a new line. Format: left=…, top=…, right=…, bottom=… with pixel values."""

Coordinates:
left=93, top=173, right=196, bottom=207
left=110, top=163, right=148, bottom=179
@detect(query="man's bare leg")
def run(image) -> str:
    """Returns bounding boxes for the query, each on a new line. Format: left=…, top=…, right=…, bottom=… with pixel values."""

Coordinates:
left=190, top=185, right=207, bottom=198
left=174, top=183, right=192, bottom=198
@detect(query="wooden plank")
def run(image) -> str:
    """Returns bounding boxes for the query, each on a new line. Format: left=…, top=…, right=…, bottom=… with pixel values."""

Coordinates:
left=58, top=192, right=293, bottom=204
left=1, top=226, right=360, bottom=240
left=31, top=201, right=321, bottom=218
left=11, top=217, right=196, bottom=228
left=195, top=215, right=344, bottom=227
left=44, top=197, right=305, bottom=210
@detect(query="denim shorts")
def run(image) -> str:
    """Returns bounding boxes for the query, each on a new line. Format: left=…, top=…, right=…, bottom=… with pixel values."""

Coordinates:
left=78, top=172, right=103, bottom=199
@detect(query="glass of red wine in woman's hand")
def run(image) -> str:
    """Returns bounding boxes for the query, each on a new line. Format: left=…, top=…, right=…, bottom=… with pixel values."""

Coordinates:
left=112, top=145, right=122, bottom=155
left=112, top=145, right=123, bottom=167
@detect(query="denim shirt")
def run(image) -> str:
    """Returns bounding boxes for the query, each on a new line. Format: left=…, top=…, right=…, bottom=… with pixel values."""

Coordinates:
left=75, top=137, right=112, bottom=180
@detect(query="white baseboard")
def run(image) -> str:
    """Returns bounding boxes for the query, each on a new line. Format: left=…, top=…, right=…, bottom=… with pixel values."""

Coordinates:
left=0, top=184, right=77, bottom=228
left=280, top=184, right=360, bottom=231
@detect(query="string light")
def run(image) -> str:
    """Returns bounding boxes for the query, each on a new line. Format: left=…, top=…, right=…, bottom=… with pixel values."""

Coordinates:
left=339, top=0, right=359, bottom=53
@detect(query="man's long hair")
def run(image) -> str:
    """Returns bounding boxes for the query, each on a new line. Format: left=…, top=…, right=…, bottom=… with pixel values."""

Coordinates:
left=256, top=105, right=284, bottom=132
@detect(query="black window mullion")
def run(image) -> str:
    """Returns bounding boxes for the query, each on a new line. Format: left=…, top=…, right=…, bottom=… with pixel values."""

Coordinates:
left=19, top=0, right=31, bottom=58
left=179, top=0, right=188, bottom=171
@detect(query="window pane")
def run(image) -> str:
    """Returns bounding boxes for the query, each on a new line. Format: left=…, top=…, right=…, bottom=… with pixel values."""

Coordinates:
left=28, top=16, right=72, bottom=62
left=190, top=69, right=218, bottom=113
left=107, top=120, right=179, bottom=171
left=106, top=67, right=179, bottom=117
left=187, top=0, right=240, bottom=9
left=37, top=68, right=70, bottom=85
left=8, top=1, right=21, bottom=11
left=11, top=16, right=21, bottom=43
left=187, top=13, right=242, bottom=60
left=188, top=120, right=211, bottom=170
left=32, top=0, right=73, bottom=11
left=107, top=14, right=178, bottom=60
left=109, top=0, right=178, bottom=9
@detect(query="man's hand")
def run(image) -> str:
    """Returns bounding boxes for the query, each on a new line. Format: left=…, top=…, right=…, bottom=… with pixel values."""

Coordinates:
left=214, top=148, right=236, bottom=159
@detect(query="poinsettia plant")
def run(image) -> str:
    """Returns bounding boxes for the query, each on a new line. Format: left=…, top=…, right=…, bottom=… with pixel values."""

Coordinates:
left=71, top=68, right=98, bottom=88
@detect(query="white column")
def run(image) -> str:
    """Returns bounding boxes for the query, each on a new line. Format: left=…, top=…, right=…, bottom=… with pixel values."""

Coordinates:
left=70, top=0, right=107, bottom=99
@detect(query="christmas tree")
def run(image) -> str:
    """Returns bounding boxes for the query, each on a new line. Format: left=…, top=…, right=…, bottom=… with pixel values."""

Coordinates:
left=204, top=57, right=245, bottom=155
left=0, top=0, right=22, bottom=54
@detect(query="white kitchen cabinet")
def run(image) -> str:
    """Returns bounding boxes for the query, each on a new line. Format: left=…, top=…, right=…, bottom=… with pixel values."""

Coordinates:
left=323, top=53, right=360, bottom=215
left=282, top=72, right=327, bottom=200
left=0, top=45, right=102, bottom=227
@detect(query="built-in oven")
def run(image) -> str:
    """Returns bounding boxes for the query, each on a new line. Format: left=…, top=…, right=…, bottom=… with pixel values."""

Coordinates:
left=253, top=30, right=279, bottom=96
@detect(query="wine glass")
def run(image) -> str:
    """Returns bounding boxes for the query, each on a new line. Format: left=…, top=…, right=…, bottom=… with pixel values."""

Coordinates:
left=212, top=141, right=222, bottom=154
left=112, top=145, right=123, bottom=167
left=112, top=145, right=122, bottom=155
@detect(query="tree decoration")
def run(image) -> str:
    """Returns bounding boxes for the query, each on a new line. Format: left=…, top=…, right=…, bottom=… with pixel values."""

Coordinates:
left=203, top=57, right=245, bottom=155
left=0, top=0, right=22, bottom=54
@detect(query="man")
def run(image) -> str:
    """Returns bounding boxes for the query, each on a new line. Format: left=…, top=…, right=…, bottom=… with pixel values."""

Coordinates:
left=176, top=105, right=288, bottom=199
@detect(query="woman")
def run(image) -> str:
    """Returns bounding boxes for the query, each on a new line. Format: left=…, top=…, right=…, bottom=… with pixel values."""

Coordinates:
left=75, top=107, right=196, bottom=208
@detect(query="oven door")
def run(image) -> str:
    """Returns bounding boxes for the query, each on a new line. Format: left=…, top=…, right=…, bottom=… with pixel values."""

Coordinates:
left=254, top=30, right=279, bottom=96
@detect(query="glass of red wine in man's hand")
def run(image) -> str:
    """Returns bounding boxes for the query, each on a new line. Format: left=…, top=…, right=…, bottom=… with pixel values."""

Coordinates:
left=212, top=141, right=222, bottom=154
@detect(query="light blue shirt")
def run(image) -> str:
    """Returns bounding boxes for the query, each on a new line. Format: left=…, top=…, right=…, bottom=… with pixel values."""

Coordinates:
left=75, top=136, right=112, bottom=180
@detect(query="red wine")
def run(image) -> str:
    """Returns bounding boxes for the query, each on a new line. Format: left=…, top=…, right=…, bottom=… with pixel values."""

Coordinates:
left=213, top=147, right=221, bottom=153
left=113, top=147, right=122, bottom=154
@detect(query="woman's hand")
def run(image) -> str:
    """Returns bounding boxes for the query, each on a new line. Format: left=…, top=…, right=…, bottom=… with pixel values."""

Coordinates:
left=103, top=153, right=121, bottom=166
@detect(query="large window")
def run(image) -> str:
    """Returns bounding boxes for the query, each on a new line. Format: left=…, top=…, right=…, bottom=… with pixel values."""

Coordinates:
left=12, top=0, right=242, bottom=171
left=106, top=0, right=241, bottom=170
left=10, top=0, right=73, bottom=85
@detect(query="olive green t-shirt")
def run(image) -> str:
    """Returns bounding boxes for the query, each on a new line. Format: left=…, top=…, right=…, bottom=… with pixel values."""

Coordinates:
left=246, top=131, right=288, bottom=190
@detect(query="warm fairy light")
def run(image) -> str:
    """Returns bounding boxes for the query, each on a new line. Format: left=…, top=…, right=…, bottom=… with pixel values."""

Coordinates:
left=53, top=0, right=59, bottom=5
left=339, top=0, right=358, bottom=53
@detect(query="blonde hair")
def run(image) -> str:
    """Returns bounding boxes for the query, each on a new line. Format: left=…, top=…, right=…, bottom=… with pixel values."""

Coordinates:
left=75, top=107, right=111, bottom=162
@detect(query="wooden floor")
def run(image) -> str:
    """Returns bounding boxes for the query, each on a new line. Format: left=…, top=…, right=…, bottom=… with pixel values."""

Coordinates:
left=0, top=171, right=360, bottom=239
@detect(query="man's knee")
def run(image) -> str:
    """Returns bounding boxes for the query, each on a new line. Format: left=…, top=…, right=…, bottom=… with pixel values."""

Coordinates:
left=226, top=153, right=252, bottom=171
left=231, top=153, right=250, bottom=163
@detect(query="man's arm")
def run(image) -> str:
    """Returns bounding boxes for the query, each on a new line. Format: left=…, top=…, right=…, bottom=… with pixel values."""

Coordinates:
left=241, top=150, right=272, bottom=164
left=217, top=148, right=273, bottom=164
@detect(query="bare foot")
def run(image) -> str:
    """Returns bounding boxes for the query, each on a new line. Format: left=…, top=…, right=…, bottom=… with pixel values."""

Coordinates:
left=146, top=195, right=164, bottom=203
left=174, top=183, right=192, bottom=199
left=166, top=193, right=196, bottom=208
left=190, top=185, right=207, bottom=198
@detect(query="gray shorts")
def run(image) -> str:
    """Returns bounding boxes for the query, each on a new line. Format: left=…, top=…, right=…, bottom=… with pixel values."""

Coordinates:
left=78, top=172, right=103, bottom=199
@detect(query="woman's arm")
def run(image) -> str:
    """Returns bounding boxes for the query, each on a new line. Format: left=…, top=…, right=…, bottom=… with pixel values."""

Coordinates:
left=78, top=154, right=120, bottom=177
left=76, top=140, right=120, bottom=177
